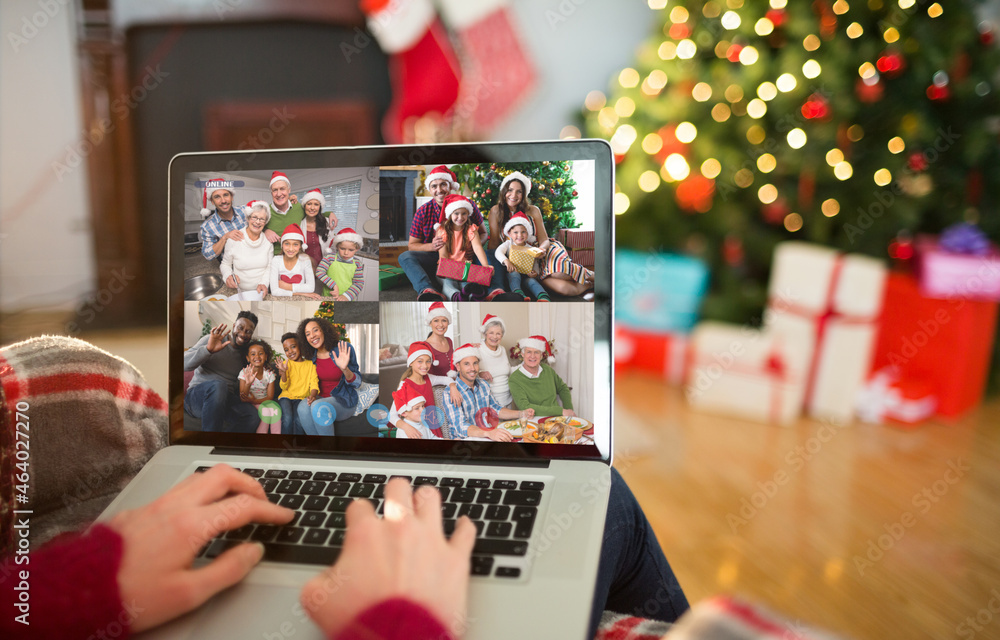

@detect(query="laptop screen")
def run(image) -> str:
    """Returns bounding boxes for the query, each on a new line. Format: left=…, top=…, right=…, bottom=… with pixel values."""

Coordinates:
left=170, top=141, right=612, bottom=463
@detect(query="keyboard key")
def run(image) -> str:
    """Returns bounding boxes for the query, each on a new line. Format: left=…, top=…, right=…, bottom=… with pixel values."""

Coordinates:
left=263, top=543, right=341, bottom=565
left=390, top=475, right=413, bottom=483
left=473, top=539, right=528, bottom=556
left=204, top=539, right=233, bottom=558
left=326, top=513, right=347, bottom=529
left=493, top=480, right=517, bottom=490
left=363, top=473, right=387, bottom=483
left=349, top=483, right=376, bottom=498
left=195, top=466, right=210, bottom=473
left=300, top=512, right=327, bottom=528
left=442, top=519, right=457, bottom=535
left=301, top=481, right=326, bottom=496
left=276, top=527, right=305, bottom=544
left=259, top=478, right=279, bottom=493
left=276, top=480, right=303, bottom=494
left=503, top=491, right=541, bottom=506
left=471, top=556, right=494, bottom=576
left=242, top=468, right=264, bottom=478
left=303, top=529, right=330, bottom=545
left=289, top=470, right=312, bottom=480
left=442, top=503, right=458, bottom=519
left=328, top=497, right=353, bottom=512
left=476, top=489, right=502, bottom=505
left=373, top=484, right=386, bottom=498
left=324, top=482, right=350, bottom=497
left=338, top=473, right=362, bottom=483
left=266, top=494, right=280, bottom=504
left=251, top=525, right=280, bottom=543
left=440, top=477, right=464, bottom=487
left=458, top=504, right=484, bottom=520
left=485, top=505, right=511, bottom=521
left=495, top=567, right=521, bottom=578
left=473, top=521, right=485, bottom=536
left=225, top=524, right=255, bottom=540
left=467, top=479, right=491, bottom=489
left=366, top=498, right=382, bottom=513
left=512, top=506, right=538, bottom=539
left=279, top=494, right=305, bottom=510
left=520, top=481, right=545, bottom=491
left=314, top=472, right=337, bottom=481
left=329, top=529, right=346, bottom=546
left=486, top=522, right=513, bottom=538
left=303, top=496, right=329, bottom=511
left=451, top=488, right=476, bottom=503
left=286, top=512, right=301, bottom=526
left=414, top=476, right=439, bottom=486
left=264, top=470, right=288, bottom=479
left=436, top=487, right=452, bottom=502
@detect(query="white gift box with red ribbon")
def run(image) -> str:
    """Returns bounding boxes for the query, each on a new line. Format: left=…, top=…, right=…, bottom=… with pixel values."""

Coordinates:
left=686, top=321, right=805, bottom=426
left=765, top=242, right=887, bottom=424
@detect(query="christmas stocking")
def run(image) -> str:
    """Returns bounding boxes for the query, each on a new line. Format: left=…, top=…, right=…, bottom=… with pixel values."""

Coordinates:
left=361, top=0, right=462, bottom=142
left=436, top=0, right=537, bottom=133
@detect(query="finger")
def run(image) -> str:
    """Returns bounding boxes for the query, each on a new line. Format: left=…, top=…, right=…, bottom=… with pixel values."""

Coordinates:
left=382, top=478, right=415, bottom=522
left=182, top=542, right=265, bottom=610
left=450, top=516, right=477, bottom=555
left=188, top=464, right=269, bottom=504
left=345, top=494, right=378, bottom=529
left=195, top=496, right=295, bottom=539
left=413, top=485, right=442, bottom=527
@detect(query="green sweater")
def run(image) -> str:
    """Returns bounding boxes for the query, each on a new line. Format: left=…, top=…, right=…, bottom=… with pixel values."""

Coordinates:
left=266, top=202, right=305, bottom=254
left=508, top=363, right=573, bottom=416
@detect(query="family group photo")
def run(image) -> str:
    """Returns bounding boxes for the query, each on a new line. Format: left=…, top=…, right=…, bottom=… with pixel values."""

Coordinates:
left=183, top=167, right=380, bottom=302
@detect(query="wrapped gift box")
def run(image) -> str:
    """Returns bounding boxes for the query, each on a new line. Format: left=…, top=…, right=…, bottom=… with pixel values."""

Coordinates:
left=765, top=242, right=887, bottom=424
left=915, top=234, right=1000, bottom=301
left=686, top=321, right=805, bottom=426
left=436, top=258, right=492, bottom=286
left=615, top=249, right=709, bottom=333
left=871, top=272, right=998, bottom=418
left=556, top=229, right=595, bottom=268
left=855, top=367, right=937, bottom=427
left=614, top=326, right=688, bottom=385
left=378, top=265, right=405, bottom=290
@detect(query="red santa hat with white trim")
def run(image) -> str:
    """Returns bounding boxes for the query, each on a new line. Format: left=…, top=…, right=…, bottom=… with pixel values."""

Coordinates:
left=519, top=334, right=555, bottom=364
left=500, top=171, right=531, bottom=197
left=448, top=342, right=480, bottom=379
left=406, top=340, right=439, bottom=367
left=392, top=383, right=426, bottom=415
left=426, top=301, right=452, bottom=325
left=280, top=223, right=307, bottom=249
left=480, top=313, right=505, bottom=334
left=425, top=165, right=459, bottom=191
left=502, top=212, right=536, bottom=243
left=302, top=189, right=324, bottom=207
left=243, top=200, right=270, bottom=222
left=435, top=194, right=474, bottom=230
left=200, top=177, right=235, bottom=218
left=270, top=171, right=291, bottom=189
left=333, top=227, right=364, bottom=249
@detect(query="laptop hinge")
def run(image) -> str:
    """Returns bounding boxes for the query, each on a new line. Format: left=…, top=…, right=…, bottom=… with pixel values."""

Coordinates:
left=210, top=447, right=552, bottom=468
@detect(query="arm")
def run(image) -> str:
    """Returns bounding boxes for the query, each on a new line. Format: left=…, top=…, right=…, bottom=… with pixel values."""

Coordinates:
left=406, top=203, right=442, bottom=252
left=470, top=232, right=490, bottom=270
left=471, top=201, right=488, bottom=243
left=316, top=255, right=337, bottom=289
left=292, top=257, right=315, bottom=293
left=269, top=256, right=287, bottom=297
left=238, top=372, right=251, bottom=401
left=183, top=334, right=213, bottom=371
left=343, top=257, right=365, bottom=301
left=494, top=240, right=509, bottom=265
left=442, top=395, right=472, bottom=439
left=487, top=206, right=502, bottom=251
left=219, top=239, right=236, bottom=284
left=554, top=369, right=574, bottom=411
left=529, top=206, right=549, bottom=246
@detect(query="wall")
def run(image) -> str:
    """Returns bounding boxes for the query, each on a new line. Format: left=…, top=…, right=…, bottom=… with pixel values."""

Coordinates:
left=0, top=0, right=95, bottom=313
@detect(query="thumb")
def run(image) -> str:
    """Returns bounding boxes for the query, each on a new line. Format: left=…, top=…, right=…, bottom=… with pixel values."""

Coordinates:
left=450, top=516, right=477, bottom=556
left=187, top=542, right=265, bottom=608
left=221, top=340, right=232, bottom=350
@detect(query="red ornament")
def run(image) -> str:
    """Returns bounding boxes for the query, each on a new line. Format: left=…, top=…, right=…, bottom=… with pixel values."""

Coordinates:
left=801, top=93, right=831, bottom=120
left=475, top=165, right=481, bottom=171
left=490, top=164, right=497, bottom=170
left=876, top=52, right=905, bottom=77
left=766, top=8, right=787, bottom=27
left=761, top=198, right=790, bottom=225
left=926, top=84, right=950, bottom=101
left=572, top=190, right=578, bottom=197
left=675, top=176, right=715, bottom=213
left=486, top=188, right=492, bottom=194
left=888, top=240, right=914, bottom=260
left=856, top=77, right=884, bottom=103
left=907, top=152, right=928, bottom=172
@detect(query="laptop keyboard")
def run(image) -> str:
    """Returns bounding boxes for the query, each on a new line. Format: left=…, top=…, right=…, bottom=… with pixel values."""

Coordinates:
left=195, top=466, right=544, bottom=579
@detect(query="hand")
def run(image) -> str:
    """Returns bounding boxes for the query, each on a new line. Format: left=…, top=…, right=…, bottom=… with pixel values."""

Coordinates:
left=335, top=295, right=349, bottom=302
left=431, top=235, right=445, bottom=251
left=277, top=359, right=288, bottom=375
left=562, top=409, right=576, bottom=418
left=449, top=384, right=462, bottom=407
left=486, top=428, right=513, bottom=442
left=327, top=212, right=339, bottom=228
left=330, top=283, right=340, bottom=296
left=227, top=229, right=245, bottom=242
left=521, top=409, right=535, bottom=419
left=504, top=260, right=514, bottom=273
left=479, top=372, right=493, bottom=382
left=300, top=479, right=475, bottom=638
left=398, top=422, right=422, bottom=439
left=226, top=275, right=240, bottom=289
left=264, top=229, right=280, bottom=243
left=289, top=194, right=298, bottom=204
left=257, top=284, right=269, bottom=296
left=206, top=323, right=230, bottom=353
left=242, top=364, right=255, bottom=381
left=109, top=465, right=294, bottom=633
left=528, top=271, right=539, bottom=279
left=307, top=395, right=318, bottom=406
left=298, top=292, right=322, bottom=300
left=333, top=341, right=352, bottom=370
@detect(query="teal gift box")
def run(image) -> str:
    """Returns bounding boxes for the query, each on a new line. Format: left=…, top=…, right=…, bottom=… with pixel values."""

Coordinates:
left=615, top=249, right=709, bottom=332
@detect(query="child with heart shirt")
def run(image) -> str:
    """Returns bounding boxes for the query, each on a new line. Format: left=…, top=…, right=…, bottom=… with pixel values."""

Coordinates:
left=270, top=224, right=320, bottom=299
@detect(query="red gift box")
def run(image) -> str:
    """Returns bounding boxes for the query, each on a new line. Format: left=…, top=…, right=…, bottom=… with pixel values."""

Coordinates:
left=436, top=258, right=493, bottom=286
left=557, top=229, right=595, bottom=268
left=871, top=272, right=998, bottom=418
left=614, top=326, right=688, bottom=385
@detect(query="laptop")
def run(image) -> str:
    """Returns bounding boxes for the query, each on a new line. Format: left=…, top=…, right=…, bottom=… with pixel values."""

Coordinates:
left=99, top=139, right=615, bottom=639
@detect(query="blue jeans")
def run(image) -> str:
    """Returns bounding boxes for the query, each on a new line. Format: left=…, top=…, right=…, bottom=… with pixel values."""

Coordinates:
left=486, top=250, right=508, bottom=293
left=507, top=270, right=546, bottom=299
left=278, top=398, right=305, bottom=435
left=441, top=277, right=461, bottom=300
left=296, top=396, right=355, bottom=436
left=588, top=467, right=689, bottom=637
left=398, top=250, right=439, bottom=293
left=184, top=379, right=259, bottom=432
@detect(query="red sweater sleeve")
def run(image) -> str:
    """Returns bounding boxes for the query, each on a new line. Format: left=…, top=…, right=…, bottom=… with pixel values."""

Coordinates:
left=1, top=523, right=126, bottom=639
left=333, top=598, right=454, bottom=640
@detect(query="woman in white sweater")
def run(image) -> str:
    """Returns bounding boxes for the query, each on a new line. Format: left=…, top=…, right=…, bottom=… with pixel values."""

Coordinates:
left=476, top=313, right=514, bottom=408
left=220, top=201, right=274, bottom=295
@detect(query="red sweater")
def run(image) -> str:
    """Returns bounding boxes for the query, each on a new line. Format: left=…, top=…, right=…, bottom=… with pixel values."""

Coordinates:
left=0, top=526, right=452, bottom=640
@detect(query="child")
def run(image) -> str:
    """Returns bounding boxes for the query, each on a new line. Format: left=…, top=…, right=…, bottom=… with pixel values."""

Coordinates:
left=270, top=224, right=321, bottom=299
left=434, top=194, right=493, bottom=301
left=391, top=382, right=441, bottom=440
left=388, top=341, right=456, bottom=438
left=494, top=212, right=550, bottom=301
left=316, top=227, right=365, bottom=300
left=238, top=340, right=278, bottom=434
left=276, top=332, right=320, bottom=435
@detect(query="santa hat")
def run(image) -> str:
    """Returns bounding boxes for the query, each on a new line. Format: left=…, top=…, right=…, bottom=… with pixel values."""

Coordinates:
left=448, top=343, right=480, bottom=379
left=200, top=177, right=235, bottom=218
left=244, top=200, right=270, bottom=222
left=333, top=227, right=364, bottom=249
left=280, top=223, right=307, bottom=249
left=425, top=165, right=458, bottom=191
left=503, top=212, right=535, bottom=242
left=392, top=383, right=426, bottom=415
left=434, top=194, right=473, bottom=230
left=480, top=314, right=505, bottom=334
left=426, top=301, right=452, bottom=325
left=302, top=189, right=325, bottom=207
left=500, top=171, right=531, bottom=197
left=270, top=171, right=291, bottom=189
left=519, top=335, right=555, bottom=364
left=406, top=341, right=438, bottom=367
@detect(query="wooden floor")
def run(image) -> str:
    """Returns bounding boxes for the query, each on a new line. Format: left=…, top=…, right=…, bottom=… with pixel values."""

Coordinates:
left=614, top=374, right=1000, bottom=640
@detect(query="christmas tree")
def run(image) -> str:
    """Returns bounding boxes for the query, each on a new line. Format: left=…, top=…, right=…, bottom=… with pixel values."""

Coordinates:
left=315, top=302, right=349, bottom=343
left=588, top=0, right=1000, bottom=323
left=449, top=162, right=580, bottom=239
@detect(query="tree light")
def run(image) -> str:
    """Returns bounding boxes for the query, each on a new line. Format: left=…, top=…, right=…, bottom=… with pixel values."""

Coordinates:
left=787, top=128, right=807, bottom=149
left=692, top=82, right=713, bottom=101
left=758, top=184, right=778, bottom=204
left=757, top=154, right=777, bottom=173
left=664, top=154, right=690, bottom=180
left=721, top=11, right=741, bottom=29
left=747, top=99, right=767, bottom=118
left=613, top=192, right=630, bottom=215
left=776, top=73, right=797, bottom=92
left=834, top=161, right=853, bottom=180
left=888, top=137, right=905, bottom=154
left=677, top=40, right=697, bottom=59
left=618, top=68, right=640, bottom=88
left=676, top=122, right=698, bottom=143
left=874, top=169, right=893, bottom=186
left=638, top=171, right=661, bottom=192
left=821, top=198, right=840, bottom=217
left=803, top=60, right=821, bottom=78
left=702, top=158, right=722, bottom=179
left=739, top=46, right=759, bottom=65
left=585, top=91, right=606, bottom=111
left=642, top=133, right=664, bottom=154
left=784, top=213, right=803, bottom=232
